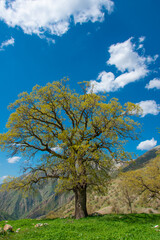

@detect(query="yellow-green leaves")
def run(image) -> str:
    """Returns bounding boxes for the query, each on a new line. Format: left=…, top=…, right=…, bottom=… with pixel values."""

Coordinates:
left=0, top=79, right=140, bottom=193
left=118, top=155, right=160, bottom=204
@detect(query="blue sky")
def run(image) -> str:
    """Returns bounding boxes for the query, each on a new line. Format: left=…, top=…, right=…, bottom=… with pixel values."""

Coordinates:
left=0, top=0, right=160, bottom=182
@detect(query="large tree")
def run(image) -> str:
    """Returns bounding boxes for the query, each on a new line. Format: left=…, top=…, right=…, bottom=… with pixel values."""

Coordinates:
left=0, top=80, right=140, bottom=219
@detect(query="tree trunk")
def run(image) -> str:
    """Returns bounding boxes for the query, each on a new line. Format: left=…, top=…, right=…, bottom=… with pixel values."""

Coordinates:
left=74, top=185, right=88, bottom=219
left=129, top=201, right=133, bottom=214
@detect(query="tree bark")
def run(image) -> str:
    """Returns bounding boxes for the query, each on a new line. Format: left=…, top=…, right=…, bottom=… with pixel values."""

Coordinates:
left=74, top=185, right=88, bottom=219
left=128, top=201, right=133, bottom=214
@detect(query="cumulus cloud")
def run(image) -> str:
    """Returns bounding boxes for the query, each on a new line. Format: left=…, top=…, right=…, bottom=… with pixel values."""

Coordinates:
left=107, top=37, right=148, bottom=72
left=145, top=78, right=160, bottom=90
left=0, top=37, right=15, bottom=51
left=88, top=37, right=158, bottom=93
left=7, top=156, right=21, bottom=164
left=137, top=138, right=157, bottom=151
left=137, top=100, right=160, bottom=117
left=0, top=0, right=114, bottom=37
left=89, top=71, right=116, bottom=92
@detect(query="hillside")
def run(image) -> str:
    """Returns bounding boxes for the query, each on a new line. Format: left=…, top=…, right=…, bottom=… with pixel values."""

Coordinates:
left=0, top=146, right=159, bottom=220
left=47, top=146, right=160, bottom=218
left=123, top=145, right=160, bottom=172
left=0, top=179, right=72, bottom=220
left=0, top=211, right=15, bottom=221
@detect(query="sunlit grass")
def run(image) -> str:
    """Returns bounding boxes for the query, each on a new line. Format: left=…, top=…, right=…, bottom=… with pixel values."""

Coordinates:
left=1, top=214, right=160, bottom=240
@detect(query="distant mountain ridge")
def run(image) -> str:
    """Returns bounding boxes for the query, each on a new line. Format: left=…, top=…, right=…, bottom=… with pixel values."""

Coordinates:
left=123, top=145, right=160, bottom=172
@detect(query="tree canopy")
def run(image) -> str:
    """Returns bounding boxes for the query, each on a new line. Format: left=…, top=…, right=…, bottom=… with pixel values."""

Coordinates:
left=0, top=79, right=140, bottom=218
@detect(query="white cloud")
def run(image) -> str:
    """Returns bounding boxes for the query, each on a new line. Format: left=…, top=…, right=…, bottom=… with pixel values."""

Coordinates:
left=137, top=138, right=157, bottom=151
left=145, top=78, right=160, bottom=90
left=0, top=37, right=15, bottom=51
left=139, top=36, right=145, bottom=43
left=46, top=38, right=56, bottom=45
left=146, top=54, right=159, bottom=64
left=107, top=37, right=147, bottom=72
left=51, top=146, right=63, bottom=154
left=137, top=37, right=145, bottom=49
left=137, top=100, right=160, bottom=117
left=7, top=156, right=21, bottom=164
left=88, top=37, right=158, bottom=93
left=138, top=44, right=144, bottom=49
left=0, top=0, right=114, bottom=37
left=89, top=71, right=116, bottom=93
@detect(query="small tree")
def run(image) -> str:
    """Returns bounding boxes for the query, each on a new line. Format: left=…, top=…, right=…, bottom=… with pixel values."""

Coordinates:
left=116, top=154, right=160, bottom=210
left=116, top=172, right=141, bottom=213
left=126, top=155, right=160, bottom=202
left=0, top=79, right=140, bottom=219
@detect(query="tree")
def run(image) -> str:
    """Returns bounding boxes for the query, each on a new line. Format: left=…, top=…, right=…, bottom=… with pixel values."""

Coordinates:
left=0, top=79, right=140, bottom=219
left=115, top=172, right=142, bottom=213
left=125, top=155, right=160, bottom=201
left=140, top=155, right=160, bottom=200
left=116, top=154, right=160, bottom=210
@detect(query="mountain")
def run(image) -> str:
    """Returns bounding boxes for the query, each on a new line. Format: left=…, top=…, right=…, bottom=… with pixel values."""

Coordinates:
left=123, top=145, right=160, bottom=172
left=0, top=211, right=15, bottom=221
left=0, top=179, right=72, bottom=220
left=0, top=146, right=159, bottom=220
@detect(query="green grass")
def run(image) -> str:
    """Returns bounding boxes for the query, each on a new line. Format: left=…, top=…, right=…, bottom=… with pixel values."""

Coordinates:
left=1, top=214, right=160, bottom=240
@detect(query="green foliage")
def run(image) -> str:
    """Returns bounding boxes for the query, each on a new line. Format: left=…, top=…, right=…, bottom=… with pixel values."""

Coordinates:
left=118, top=155, right=160, bottom=208
left=0, top=79, right=141, bottom=218
left=0, top=79, right=140, bottom=194
left=1, top=215, right=160, bottom=240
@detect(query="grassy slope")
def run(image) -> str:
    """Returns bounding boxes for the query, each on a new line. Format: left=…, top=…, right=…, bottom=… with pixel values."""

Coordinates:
left=1, top=214, right=160, bottom=240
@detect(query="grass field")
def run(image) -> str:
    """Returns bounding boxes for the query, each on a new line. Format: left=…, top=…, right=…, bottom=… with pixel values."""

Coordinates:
left=0, top=214, right=160, bottom=240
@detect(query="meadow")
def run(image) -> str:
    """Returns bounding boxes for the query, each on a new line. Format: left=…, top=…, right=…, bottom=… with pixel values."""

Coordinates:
left=0, top=214, right=160, bottom=240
